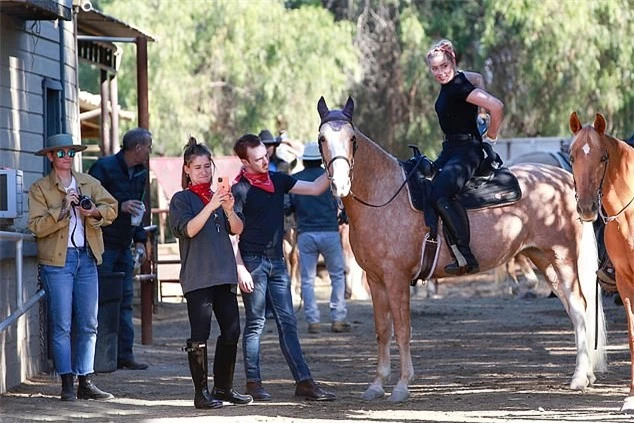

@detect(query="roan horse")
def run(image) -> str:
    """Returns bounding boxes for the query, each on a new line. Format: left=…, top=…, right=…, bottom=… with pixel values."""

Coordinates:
left=569, top=112, right=634, bottom=413
left=316, top=97, right=607, bottom=402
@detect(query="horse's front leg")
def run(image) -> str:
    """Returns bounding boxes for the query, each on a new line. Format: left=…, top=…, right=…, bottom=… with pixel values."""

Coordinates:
left=530, top=257, right=594, bottom=389
left=362, top=279, right=391, bottom=401
left=619, top=289, right=634, bottom=413
left=386, top=275, right=413, bottom=402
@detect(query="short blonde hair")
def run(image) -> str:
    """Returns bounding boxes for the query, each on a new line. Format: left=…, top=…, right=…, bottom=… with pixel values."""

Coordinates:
left=426, top=39, right=456, bottom=65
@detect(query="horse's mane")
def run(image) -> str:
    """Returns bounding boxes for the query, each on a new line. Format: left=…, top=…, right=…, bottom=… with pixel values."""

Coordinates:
left=355, top=129, right=400, bottom=164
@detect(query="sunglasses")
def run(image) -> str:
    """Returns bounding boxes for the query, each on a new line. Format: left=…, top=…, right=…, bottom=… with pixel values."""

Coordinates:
left=55, top=149, right=76, bottom=158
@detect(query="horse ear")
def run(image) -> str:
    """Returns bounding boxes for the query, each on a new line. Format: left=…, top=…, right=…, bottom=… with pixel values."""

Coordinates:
left=317, top=97, right=329, bottom=119
left=569, top=112, right=582, bottom=134
left=594, top=113, right=606, bottom=135
left=342, top=96, right=354, bottom=119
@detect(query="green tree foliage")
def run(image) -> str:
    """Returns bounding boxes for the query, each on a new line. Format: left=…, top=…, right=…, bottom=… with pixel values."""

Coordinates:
left=96, top=0, right=357, bottom=155
left=481, top=0, right=634, bottom=137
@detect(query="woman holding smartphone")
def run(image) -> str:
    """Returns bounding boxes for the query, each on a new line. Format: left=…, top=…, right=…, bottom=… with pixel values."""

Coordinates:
left=169, top=137, right=252, bottom=409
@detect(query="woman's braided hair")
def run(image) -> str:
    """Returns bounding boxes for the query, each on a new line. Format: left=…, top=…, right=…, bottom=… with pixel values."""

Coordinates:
left=426, top=39, right=457, bottom=65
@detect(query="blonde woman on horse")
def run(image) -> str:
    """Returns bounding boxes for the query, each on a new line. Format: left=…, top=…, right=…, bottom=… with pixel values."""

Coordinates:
left=426, top=39, right=504, bottom=275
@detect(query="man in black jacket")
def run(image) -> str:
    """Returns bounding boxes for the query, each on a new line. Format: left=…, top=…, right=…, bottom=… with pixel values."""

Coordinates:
left=89, top=128, right=152, bottom=370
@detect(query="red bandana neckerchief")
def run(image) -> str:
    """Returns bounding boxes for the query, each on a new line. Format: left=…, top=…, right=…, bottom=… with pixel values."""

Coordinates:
left=235, top=168, right=274, bottom=193
left=188, top=182, right=214, bottom=205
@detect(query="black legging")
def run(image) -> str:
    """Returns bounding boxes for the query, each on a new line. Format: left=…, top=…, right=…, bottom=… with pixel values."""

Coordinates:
left=185, top=284, right=240, bottom=344
left=431, top=140, right=483, bottom=201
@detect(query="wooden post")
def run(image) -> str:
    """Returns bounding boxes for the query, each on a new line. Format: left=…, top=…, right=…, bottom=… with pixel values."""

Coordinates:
left=136, top=36, right=153, bottom=345
left=99, top=69, right=110, bottom=156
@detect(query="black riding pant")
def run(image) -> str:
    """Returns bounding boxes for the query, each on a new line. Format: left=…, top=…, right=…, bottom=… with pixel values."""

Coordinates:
left=185, top=284, right=241, bottom=345
left=431, top=140, right=484, bottom=201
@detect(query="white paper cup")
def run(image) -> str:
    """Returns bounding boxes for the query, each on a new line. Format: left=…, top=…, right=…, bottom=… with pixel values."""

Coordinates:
left=131, top=203, right=145, bottom=226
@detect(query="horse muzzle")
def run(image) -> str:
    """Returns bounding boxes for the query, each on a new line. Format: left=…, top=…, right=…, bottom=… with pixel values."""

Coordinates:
left=330, top=177, right=351, bottom=198
left=576, top=202, right=599, bottom=222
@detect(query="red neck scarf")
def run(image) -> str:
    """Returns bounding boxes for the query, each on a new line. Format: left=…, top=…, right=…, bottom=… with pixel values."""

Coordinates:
left=235, top=168, right=274, bottom=193
left=188, top=182, right=213, bottom=204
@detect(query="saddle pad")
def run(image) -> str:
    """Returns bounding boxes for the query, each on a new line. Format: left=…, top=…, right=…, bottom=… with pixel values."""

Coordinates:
left=458, top=167, right=522, bottom=210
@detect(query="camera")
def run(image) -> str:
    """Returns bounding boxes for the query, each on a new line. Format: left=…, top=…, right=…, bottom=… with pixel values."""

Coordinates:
left=72, top=195, right=93, bottom=210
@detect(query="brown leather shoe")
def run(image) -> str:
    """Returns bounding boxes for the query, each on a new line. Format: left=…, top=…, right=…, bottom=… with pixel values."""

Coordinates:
left=308, top=323, right=320, bottom=334
left=331, top=321, right=351, bottom=333
left=245, top=381, right=272, bottom=401
left=294, top=379, right=335, bottom=401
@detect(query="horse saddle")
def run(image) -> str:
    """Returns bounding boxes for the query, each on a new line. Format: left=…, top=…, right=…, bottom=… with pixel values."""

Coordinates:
left=400, top=148, right=522, bottom=213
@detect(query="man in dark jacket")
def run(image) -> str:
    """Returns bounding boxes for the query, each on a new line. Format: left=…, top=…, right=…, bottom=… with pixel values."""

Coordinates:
left=89, top=128, right=152, bottom=370
left=289, top=142, right=349, bottom=334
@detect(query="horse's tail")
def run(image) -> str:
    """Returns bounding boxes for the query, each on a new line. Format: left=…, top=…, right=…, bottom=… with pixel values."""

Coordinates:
left=578, top=220, right=607, bottom=373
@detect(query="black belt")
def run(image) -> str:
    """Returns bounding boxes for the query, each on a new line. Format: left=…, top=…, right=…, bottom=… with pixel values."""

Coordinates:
left=444, top=133, right=480, bottom=142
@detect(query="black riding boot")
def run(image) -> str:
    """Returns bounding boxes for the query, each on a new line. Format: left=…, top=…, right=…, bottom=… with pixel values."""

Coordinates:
left=435, top=197, right=479, bottom=275
left=186, top=340, right=223, bottom=409
left=211, top=341, right=253, bottom=405
left=60, top=373, right=76, bottom=401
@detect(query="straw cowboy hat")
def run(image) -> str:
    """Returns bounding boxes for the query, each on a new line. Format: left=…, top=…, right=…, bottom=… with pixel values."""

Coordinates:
left=35, top=133, right=87, bottom=156
left=301, top=142, right=321, bottom=161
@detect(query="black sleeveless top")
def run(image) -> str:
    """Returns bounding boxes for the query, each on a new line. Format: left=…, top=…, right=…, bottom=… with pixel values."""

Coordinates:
left=434, top=71, right=479, bottom=137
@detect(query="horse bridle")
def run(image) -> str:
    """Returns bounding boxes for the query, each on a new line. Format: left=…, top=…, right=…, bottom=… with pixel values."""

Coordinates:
left=577, top=150, right=634, bottom=224
left=318, top=120, right=420, bottom=208
left=318, top=121, right=357, bottom=184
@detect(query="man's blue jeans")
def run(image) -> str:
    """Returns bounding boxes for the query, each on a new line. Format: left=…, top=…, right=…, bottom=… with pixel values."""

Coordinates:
left=98, top=247, right=135, bottom=362
left=40, top=248, right=98, bottom=376
left=297, top=231, right=347, bottom=324
left=241, top=255, right=312, bottom=383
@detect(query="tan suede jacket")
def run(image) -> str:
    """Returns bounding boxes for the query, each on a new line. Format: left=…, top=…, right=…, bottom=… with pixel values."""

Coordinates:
left=28, top=169, right=118, bottom=266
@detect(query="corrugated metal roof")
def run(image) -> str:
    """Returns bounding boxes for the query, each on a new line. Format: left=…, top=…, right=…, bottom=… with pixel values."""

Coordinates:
left=77, top=8, right=155, bottom=41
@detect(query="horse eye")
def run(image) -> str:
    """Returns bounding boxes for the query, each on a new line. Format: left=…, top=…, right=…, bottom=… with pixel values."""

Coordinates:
left=569, top=156, right=574, bottom=163
left=601, top=154, right=608, bottom=162
left=318, top=135, right=325, bottom=143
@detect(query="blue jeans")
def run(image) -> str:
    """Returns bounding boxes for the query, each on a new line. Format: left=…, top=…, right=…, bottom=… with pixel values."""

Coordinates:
left=99, top=247, right=135, bottom=362
left=297, top=231, right=347, bottom=324
left=241, top=255, right=312, bottom=383
left=41, top=248, right=98, bottom=376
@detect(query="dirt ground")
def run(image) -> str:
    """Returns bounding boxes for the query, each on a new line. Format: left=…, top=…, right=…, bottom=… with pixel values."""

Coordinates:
left=1, top=273, right=632, bottom=423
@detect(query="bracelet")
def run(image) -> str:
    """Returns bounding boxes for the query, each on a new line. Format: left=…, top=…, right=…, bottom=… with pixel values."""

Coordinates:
left=225, top=210, right=234, bottom=218
left=487, top=134, right=498, bottom=142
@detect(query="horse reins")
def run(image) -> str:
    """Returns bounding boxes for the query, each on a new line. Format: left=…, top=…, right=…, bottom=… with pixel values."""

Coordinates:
left=350, top=157, right=424, bottom=208
left=594, top=152, right=634, bottom=224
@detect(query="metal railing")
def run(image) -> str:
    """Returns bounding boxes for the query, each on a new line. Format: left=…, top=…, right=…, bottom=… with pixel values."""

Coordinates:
left=0, top=231, right=44, bottom=333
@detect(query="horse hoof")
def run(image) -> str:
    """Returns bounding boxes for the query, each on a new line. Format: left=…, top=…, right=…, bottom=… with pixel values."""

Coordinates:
left=621, top=396, right=634, bottom=413
left=388, top=387, right=409, bottom=402
left=588, top=373, right=597, bottom=386
left=569, top=376, right=589, bottom=390
left=361, top=386, right=385, bottom=401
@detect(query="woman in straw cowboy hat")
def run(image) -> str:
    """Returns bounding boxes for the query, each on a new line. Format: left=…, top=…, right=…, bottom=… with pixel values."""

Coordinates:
left=28, top=133, right=118, bottom=401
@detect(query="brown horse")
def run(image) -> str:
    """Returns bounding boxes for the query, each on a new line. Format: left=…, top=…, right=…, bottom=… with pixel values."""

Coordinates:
left=569, top=112, right=634, bottom=412
left=317, top=97, right=606, bottom=402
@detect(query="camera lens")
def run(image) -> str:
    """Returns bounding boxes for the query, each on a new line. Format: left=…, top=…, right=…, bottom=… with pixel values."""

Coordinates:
left=79, top=197, right=92, bottom=210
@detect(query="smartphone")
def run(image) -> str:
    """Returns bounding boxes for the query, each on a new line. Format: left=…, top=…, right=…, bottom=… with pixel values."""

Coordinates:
left=217, top=176, right=230, bottom=192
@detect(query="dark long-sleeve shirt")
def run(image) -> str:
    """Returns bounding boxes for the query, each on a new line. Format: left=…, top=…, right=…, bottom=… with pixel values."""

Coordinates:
left=88, top=151, right=147, bottom=249
left=169, top=189, right=238, bottom=294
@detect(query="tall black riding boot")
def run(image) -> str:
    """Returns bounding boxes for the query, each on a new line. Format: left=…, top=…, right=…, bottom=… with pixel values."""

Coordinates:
left=60, top=373, right=76, bottom=401
left=186, top=340, right=223, bottom=409
left=211, top=341, right=253, bottom=405
left=435, top=197, right=479, bottom=275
